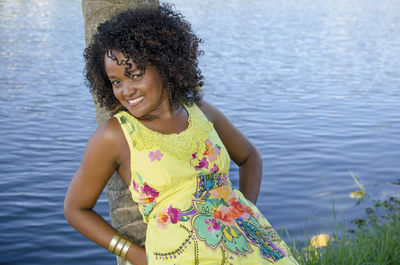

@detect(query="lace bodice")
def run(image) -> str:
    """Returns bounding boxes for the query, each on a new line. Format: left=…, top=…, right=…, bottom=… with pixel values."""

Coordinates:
left=115, top=103, right=214, bottom=167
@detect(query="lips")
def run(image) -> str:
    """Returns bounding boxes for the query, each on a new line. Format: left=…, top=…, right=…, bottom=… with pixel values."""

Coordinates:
left=128, top=96, right=144, bottom=106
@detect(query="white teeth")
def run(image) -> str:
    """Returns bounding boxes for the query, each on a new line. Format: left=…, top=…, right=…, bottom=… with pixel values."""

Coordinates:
left=128, top=96, right=144, bottom=104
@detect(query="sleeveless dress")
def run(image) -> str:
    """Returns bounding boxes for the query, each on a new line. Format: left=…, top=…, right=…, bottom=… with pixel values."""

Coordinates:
left=114, top=104, right=298, bottom=265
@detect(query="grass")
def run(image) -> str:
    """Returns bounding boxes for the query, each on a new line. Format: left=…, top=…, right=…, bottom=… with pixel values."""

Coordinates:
left=288, top=180, right=400, bottom=265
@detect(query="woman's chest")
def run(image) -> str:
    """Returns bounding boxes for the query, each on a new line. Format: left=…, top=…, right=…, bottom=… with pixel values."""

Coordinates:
left=129, top=131, right=231, bottom=190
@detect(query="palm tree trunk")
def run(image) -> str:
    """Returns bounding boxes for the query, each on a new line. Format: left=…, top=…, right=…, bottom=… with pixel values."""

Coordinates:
left=81, top=1, right=159, bottom=264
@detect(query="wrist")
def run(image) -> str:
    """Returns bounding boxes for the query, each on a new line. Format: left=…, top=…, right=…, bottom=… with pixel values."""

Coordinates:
left=107, top=232, right=134, bottom=259
left=126, top=244, right=146, bottom=264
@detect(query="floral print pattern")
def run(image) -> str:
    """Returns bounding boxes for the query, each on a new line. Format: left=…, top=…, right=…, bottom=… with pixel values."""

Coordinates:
left=210, top=163, right=219, bottom=174
left=191, top=139, right=221, bottom=171
left=168, top=206, right=182, bottom=224
left=139, top=183, right=159, bottom=204
left=156, top=209, right=170, bottom=229
left=141, top=183, right=159, bottom=198
left=205, top=218, right=221, bottom=232
left=149, top=150, right=163, bottom=162
left=130, top=174, right=160, bottom=222
left=194, top=173, right=230, bottom=198
left=194, top=156, right=208, bottom=171
left=193, top=203, right=251, bottom=254
left=150, top=171, right=288, bottom=263
left=155, top=205, right=182, bottom=228
left=132, top=179, right=140, bottom=192
left=204, top=139, right=221, bottom=162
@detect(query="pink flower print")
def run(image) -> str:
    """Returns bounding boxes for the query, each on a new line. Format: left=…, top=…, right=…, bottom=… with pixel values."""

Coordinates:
left=205, top=218, right=221, bottom=233
left=141, top=183, right=159, bottom=198
left=149, top=150, right=163, bottom=162
left=205, top=139, right=213, bottom=149
left=210, top=164, right=219, bottom=174
left=167, top=206, right=182, bottom=224
left=132, top=179, right=139, bottom=192
left=156, top=210, right=170, bottom=229
left=194, top=157, right=209, bottom=171
left=204, top=140, right=221, bottom=162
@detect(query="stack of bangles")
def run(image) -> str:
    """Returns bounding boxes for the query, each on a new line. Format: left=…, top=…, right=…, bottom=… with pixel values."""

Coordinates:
left=108, top=233, right=133, bottom=259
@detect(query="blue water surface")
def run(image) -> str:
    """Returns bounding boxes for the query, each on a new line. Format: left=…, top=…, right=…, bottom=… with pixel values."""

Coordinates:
left=0, top=0, right=399, bottom=264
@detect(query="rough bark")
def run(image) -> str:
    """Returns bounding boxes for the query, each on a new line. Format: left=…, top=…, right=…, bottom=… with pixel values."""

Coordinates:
left=81, top=0, right=159, bottom=264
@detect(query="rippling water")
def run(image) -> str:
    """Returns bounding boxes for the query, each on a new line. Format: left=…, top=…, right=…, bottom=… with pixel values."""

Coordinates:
left=0, top=0, right=399, bottom=264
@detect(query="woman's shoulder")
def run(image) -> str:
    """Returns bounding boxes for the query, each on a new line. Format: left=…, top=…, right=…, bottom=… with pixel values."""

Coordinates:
left=196, top=100, right=224, bottom=125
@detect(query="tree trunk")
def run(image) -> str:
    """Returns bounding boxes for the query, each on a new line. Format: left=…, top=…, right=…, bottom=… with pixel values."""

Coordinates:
left=81, top=1, right=159, bottom=264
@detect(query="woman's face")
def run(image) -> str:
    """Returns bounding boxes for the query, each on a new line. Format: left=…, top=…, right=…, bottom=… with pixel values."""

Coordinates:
left=104, top=50, right=169, bottom=118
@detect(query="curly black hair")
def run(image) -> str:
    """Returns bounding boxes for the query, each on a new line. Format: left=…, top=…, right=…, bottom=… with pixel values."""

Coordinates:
left=84, top=3, right=204, bottom=112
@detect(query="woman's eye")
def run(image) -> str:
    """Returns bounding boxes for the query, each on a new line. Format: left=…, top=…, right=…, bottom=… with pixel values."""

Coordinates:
left=111, top=80, right=120, bottom=86
left=132, top=72, right=143, bottom=80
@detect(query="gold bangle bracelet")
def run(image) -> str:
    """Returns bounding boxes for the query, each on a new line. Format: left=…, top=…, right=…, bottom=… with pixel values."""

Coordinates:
left=114, top=238, right=127, bottom=256
left=108, top=234, right=121, bottom=253
left=120, top=240, right=132, bottom=258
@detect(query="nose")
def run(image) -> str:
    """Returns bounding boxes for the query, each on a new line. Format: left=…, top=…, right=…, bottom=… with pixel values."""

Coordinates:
left=123, top=80, right=136, bottom=97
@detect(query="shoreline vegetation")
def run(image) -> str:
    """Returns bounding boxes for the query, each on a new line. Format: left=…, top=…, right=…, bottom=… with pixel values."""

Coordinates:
left=288, top=178, right=400, bottom=265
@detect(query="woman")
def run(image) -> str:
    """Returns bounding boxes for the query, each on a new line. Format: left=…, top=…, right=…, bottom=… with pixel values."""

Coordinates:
left=64, top=4, right=298, bottom=265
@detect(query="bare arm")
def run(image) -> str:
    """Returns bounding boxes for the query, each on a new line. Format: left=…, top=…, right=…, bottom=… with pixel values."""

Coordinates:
left=64, top=118, right=147, bottom=264
left=198, top=101, right=263, bottom=204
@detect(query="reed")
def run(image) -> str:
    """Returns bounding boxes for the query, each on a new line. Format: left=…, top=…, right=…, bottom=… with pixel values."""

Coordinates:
left=289, top=195, right=400, bottom=265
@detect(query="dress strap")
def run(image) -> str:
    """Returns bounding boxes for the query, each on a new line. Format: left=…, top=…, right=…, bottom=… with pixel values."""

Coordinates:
left=114, top=113, right=136, bottom=151
left=188, top=103, right=213, bottom=125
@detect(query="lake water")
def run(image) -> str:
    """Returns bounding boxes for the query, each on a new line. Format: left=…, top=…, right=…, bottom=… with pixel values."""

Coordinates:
left=0, top=0, right=399, bottom=264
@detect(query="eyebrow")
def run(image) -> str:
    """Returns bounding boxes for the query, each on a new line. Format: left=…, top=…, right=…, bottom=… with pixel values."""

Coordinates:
left=107, top=68, right=142, bottom=79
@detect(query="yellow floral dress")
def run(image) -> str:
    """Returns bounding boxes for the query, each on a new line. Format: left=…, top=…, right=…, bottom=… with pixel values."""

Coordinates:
left=114, top=104, right=298, bottom=265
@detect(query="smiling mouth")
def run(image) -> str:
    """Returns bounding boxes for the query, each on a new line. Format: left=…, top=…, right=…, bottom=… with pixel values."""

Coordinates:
left=128, top=96, right=144, bottom=106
